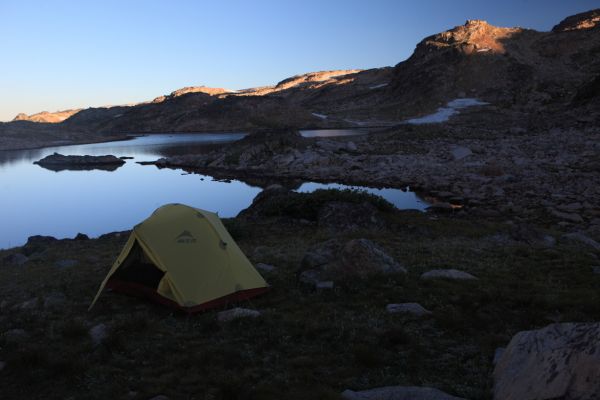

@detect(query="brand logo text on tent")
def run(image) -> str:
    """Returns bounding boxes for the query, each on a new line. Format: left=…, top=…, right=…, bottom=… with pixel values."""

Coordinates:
left=176, top=230, right=197, bottom=244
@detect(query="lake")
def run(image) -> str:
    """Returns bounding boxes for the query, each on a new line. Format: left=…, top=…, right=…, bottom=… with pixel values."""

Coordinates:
left=0, top=132, right=429, bottom=248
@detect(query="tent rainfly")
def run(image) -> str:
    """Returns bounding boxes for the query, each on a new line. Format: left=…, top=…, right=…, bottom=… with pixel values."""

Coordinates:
left=89, top=204, right=268, bottom=313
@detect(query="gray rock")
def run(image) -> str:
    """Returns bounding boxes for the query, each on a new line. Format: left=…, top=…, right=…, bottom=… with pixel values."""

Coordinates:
left=493, top=322, right=600, bottom=400
left=592, top=266, right=600, bottom=274
left=420, top=269, right=478, bottom=281
left=147, top=396, right=170, bottom=400
left=55, top=259, right=78, bottom=268
left=89, top=323, right=108, bottom=346
left=315, top=281, right=334, bottom=290
left=386, top=303, right=432, bottom=317
left=4, top=328, right=29, bottom=343
left=562, top=232, right=600, bottom=251
left=217, top=308, right=261, bottom=323
left=0, top=360, right=6, bottom=371
left=339, top=239, right=407, bottom=276
left=450, top=146, right=473, bottom=161
left=299, top=269, right=323, bottom=285
left=301, top=239, right=342, bottom=270
left=346, top=141, right=358, bottom=151
left=255, top=263, right=276, bottom=273
left=2, top=253, right=28, bottom=266
left=341, top=385, right=465, bottom=400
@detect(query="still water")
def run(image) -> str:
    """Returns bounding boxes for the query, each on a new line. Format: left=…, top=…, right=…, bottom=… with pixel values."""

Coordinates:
left=0, top=132, right=428, bottom=248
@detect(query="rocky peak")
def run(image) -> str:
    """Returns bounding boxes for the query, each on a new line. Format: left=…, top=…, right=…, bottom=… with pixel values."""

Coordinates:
left=418, top=19, right=522, bottom=56
left=151, top=86, right=230, bottom=103
left=552, top=8, right=600, bottom=32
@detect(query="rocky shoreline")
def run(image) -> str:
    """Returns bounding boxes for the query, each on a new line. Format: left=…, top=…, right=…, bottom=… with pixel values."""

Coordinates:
left=147, top=123, right=600, bottom=240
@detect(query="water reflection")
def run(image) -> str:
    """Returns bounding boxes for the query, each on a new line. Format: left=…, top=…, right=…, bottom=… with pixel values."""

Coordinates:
left=0, top=132, right=427, bottom=248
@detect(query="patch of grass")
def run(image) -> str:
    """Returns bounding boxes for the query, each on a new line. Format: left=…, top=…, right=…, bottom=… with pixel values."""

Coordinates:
left=255, top=188, right=396, bottom=221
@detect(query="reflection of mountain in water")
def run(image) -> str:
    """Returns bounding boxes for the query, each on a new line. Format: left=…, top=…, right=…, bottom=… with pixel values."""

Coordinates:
left=35, top=163, right=124, bottom=172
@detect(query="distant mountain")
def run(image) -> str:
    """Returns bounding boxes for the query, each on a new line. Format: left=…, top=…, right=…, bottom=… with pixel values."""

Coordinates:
left=12, top=109, right=82, bottom=123
left=8, top=8, right=600, bottom=134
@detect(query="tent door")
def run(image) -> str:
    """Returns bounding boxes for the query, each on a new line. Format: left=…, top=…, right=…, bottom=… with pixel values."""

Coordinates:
left=109, top=241, right=165, bottom=290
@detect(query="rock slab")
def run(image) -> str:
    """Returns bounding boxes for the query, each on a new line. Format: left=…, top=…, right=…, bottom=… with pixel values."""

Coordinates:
left=493, top=322, right=600, bottom=400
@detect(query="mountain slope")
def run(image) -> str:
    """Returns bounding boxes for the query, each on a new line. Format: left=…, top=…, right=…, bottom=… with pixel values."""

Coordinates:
left=5, top=8, right=600, bottom=138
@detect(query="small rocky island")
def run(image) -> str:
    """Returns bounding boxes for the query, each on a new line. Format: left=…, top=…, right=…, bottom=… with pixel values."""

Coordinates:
left=34, top=153, right=126, bottom=172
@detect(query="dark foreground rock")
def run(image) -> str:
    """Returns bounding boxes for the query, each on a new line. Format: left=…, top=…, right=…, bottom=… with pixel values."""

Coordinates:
left=493, top=322, right=600, bottom=400
left=34, top=153, right=125, bottom=171
left=341, top=386, right=465, bottom=400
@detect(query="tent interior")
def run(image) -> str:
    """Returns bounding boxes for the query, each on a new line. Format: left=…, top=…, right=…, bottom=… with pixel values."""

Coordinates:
left=109, top=241, right=164, bottom=290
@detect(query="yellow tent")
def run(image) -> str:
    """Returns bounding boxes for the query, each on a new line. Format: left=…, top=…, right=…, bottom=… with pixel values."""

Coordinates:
left=90, top=204, right=268, bottom=312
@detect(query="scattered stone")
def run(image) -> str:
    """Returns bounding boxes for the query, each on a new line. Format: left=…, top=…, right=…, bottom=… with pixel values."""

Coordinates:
left=562, top=232, right=600, bottom=251
left=386, top=303, right=432, bottom=317
left=255, top=263, right=276, bottom=273
left=19, top=298, right=38, bottom=310
left=89, top=323, right=108, bottom=346
left=55, top=259, right=78, bottom=268
left=338, top=239, right=407, bottom=276
left=2, top=253, right=28, bottom=266
left=450, top=146, right=473, bottom=161
left=299, top=269, right=323, bottom=285
left=420, top=269, right=478, bottom=281
left=341, top=385, right=465, bottom=400
left=217, top=308, right=261, bottom=323
left=147, top=396, right=170, bottom=400
left=346, top=141, right=358, bottom=151
left=551, top=209, right=584, bottom=223
left=4, top=328, right=29, bottom=343
left=494, top=322, right=600, bottom=400
left=315, top=281, right=334, bottom=290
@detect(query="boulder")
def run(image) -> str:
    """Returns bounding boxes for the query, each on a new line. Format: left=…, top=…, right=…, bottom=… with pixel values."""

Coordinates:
left=493, top=322, right=600, bottom=400
left=22, top=235, right=57, bottom=256
left=450, top=146, right=472, bottom=161
left=89, top=323, right=108, bottom=346
left=217, top=308, right=261, bottom=323
left=301, top=239, right=342, bottom=270
left=420, top=269, right=478, bottom=281
left=341, top=386, right=465, bottom=400
left=386, top=303, right=432, bottom=317
left=315, top=281, right=334, bottom=290
left=338, top=239, right=406, bottom=276
left=562, top=232, right=600, bottom=251
left=255, top=263, right=276, bottom=273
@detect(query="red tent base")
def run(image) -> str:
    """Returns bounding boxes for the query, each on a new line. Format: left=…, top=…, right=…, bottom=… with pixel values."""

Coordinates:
left=106, top=279, right=269, bottom=313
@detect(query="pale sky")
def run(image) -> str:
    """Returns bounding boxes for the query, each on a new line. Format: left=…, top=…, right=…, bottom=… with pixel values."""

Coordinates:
left=0, top=0, right=597, bottom=121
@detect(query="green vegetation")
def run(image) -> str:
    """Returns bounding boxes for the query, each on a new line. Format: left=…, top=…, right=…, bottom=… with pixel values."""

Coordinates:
left=0, top=190, right=598, bottom=399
